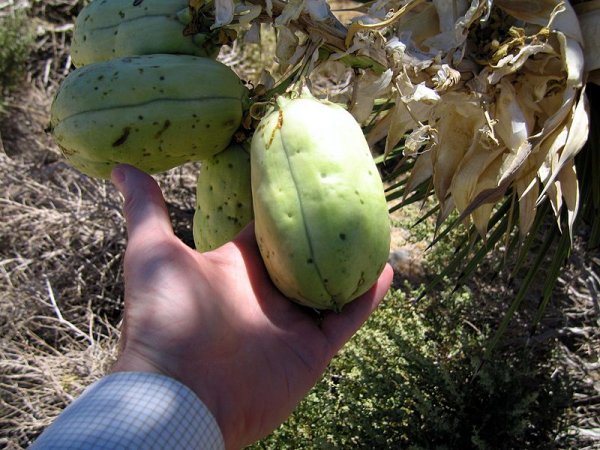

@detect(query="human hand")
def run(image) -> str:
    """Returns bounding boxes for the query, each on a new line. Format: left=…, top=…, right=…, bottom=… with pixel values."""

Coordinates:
left=110, top=164, right=393, bottom=449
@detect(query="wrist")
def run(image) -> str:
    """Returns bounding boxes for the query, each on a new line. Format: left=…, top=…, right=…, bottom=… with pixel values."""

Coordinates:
left=111, top=350, right=167, bottom=377
left=112, top=352, right=231, bottom=445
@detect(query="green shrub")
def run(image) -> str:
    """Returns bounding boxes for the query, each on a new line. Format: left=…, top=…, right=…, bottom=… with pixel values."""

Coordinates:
left=0, top=11, right=34, bottom=92
left=252, top=285, right=571, bottom=449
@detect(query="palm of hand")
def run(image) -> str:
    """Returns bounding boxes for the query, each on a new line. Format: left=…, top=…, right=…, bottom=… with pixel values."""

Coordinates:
left=111, top=165, right=393, bottom=449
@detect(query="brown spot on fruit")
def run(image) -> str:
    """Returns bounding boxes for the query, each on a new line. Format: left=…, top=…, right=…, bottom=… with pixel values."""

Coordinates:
left=266, top=110, right=284, bottom=149
left=112, top=127, right=131, bottom=147
left=154, top=120, right=171, bottom=139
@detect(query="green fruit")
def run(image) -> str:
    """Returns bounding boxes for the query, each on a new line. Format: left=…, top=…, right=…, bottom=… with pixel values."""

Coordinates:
left=193, top=143, right=254, bottom=252
left=251, top=94, right=391, bottom=311
left=50, top=54, right=248, bottom=179
left=71, top=0, right=219, bottom=67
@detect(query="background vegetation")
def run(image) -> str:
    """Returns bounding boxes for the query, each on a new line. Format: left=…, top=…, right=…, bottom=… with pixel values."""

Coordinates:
left=0, top=11, right=33, bottom=95
left=1, top=1, right=598, bottom=449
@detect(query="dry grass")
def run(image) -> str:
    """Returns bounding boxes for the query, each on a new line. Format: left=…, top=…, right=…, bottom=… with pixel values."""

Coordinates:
left=0, top=84, right=122, bottom=447
left=0, top=89, right=203, bottom=449
left=0, top=83, right=204, bottom=450
left=554, top=251, right=600, bottom=446
left=0, top=0, right=598, bottom=448
left=0, top=317, right=119, bottom=448
left=0, top=4, right=201, bottom=445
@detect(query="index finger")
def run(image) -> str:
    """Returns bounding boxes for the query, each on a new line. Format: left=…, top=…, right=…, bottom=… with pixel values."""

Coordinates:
left=112, top=164, right=174, bottom=247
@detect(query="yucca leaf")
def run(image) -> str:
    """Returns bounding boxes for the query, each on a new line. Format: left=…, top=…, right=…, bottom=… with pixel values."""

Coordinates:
left=388, top=186, right=430, bottom=214
left=417, top=195, right=514, bottom=301
left=531, top=226, right=572, bottom=333
left=479, top=221, right=557, bottom=368
left=416, top=236, right=472, bottom=302
left=384, top=178, right=407, bottom=194
left=455, top=210, right=511, bottom=288
left=412, top=203, right=439, bottom=229
left=509, top=201, right=551, bottom=281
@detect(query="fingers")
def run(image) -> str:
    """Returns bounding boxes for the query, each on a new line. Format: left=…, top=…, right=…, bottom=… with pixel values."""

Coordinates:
left=229, top=221, right=259, bottom=256
left=233, top=221, right=256, bottom=245
left=320, top=264, right=393, bottom=356
left=111, top=164, right=173, bottom=247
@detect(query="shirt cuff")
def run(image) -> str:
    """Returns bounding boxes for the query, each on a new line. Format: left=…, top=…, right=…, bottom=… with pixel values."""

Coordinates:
left=30, top=371, right=225, bottom=449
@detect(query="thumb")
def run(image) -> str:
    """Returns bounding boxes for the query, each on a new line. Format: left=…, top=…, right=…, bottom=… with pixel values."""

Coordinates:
left=111, top=164, right=173, bottom=246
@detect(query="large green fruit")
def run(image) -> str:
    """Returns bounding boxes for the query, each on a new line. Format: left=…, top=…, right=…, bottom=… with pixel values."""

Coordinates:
left=50, top=54, right=248, bottom=179
left=193, top=143, right=254, bottom=252
left=71, top=0, right=219, bottom=67
left=251, top=94, right=391, bottom=311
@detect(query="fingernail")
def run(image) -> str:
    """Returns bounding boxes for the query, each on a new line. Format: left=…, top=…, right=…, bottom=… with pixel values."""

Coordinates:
left=111, top=165, right=126, bottom=188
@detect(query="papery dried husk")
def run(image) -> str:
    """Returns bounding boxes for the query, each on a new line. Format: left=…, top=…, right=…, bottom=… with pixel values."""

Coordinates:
left=450, top=142, right=505, bottom=236
left=494, top=79, right=532, bottom=168
left=495, top=0, right=560, bottom=21
left=305, top=0, right=332, bottom=22
left=274, top=0, right=304, bottom=26
left=283, top=0, right=594, bottom=240
left=556, top=161, right=580, bottom=238
left=213, top=0, right=235, bottom=29
left=431, top=95, right=487, bottom=217
left=538, top=89, right=589, bottom=200
left=404, top=147, right=433, bottom=194
left=515, top=171, right=541, bottom=238
left=275, top=26, right=300, bottom=63
left=385, top=100, right=418, bottom=155
left=367, top=108, right=395, bottom=147
left=405, top=125, right=435, bottom=154
left=423, top=0, right=491, bottom=55
left=392, top=2, right=440, bottom=51
left=373, top=0, right=590, bottom=239
left=496, top=0, right=583, bottom=41
left=349, top=69, right=393, bottom=122
left=470, top=155, right=505, bottom=237
left=381, top=77, right=438, bottom=154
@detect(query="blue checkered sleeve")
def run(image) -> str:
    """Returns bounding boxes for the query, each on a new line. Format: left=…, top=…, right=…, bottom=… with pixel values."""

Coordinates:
left=30, top=372, right=225, bottom=449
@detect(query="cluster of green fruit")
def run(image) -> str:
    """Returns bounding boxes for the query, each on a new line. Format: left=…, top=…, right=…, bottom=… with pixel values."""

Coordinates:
left=50, top=0, right=244, bottom=179
left=50, top=0, right=390, bottom=311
